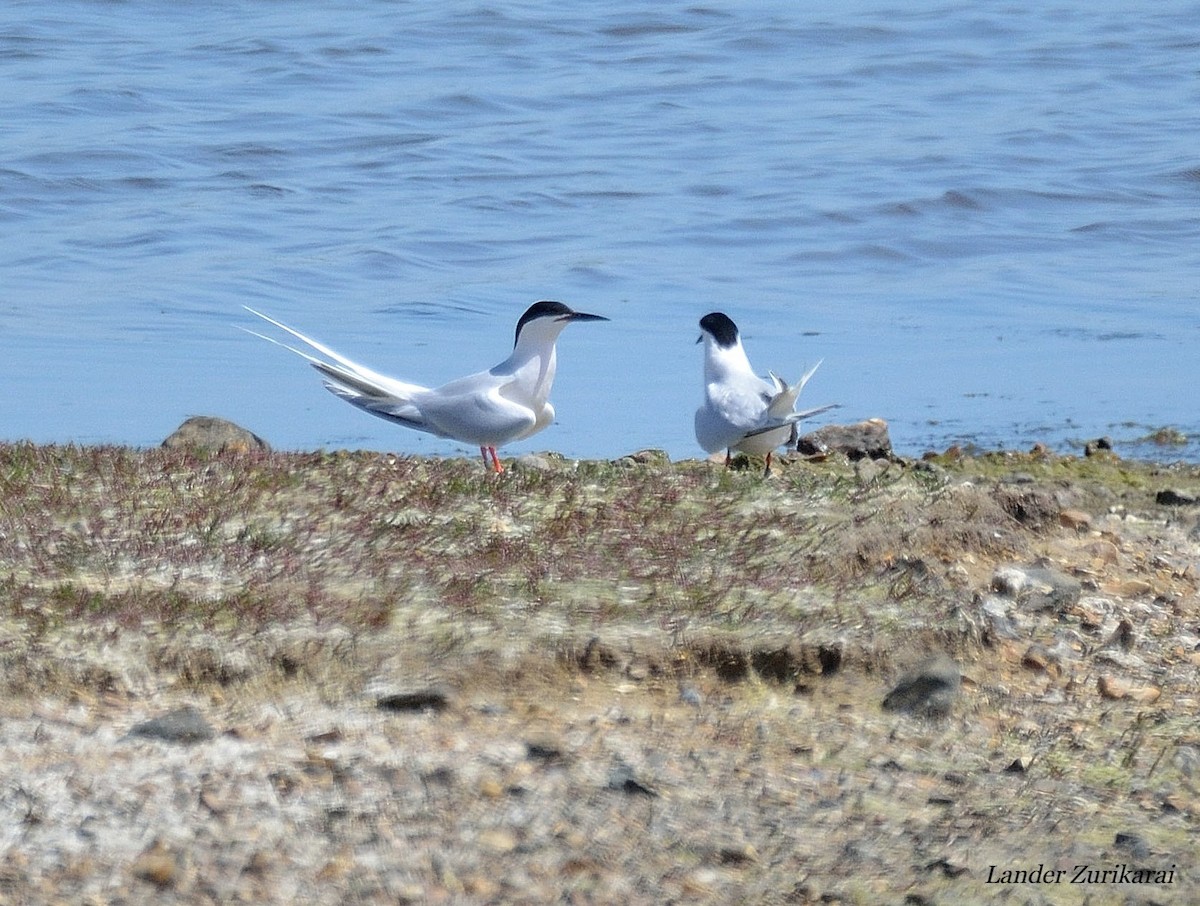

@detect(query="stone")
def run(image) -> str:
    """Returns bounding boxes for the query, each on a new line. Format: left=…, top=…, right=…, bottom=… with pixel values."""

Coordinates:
left=1059, top=509, right=1092, bottom=532
left=1021, top=644, right=1054, bottom=673
left=1084, top=436, right=1115, bottom=457
left=132, top=840, right=179, bottom=888
left=979, top=596, right=1021, bottom=640
left=1156, top=489, right=1198, bottom=506
left=1097, top=675, right=1161, bottom=703
left=607, top=762, right=658, bottom=797
left=1113, top=832, right=1151, bottom=860
left=796, top=418, right=892, bottom=460
left=377, top=686, right=453, bottom=713
left=881, top=653, right=961, bottom=717
left=162, top=416, right=269, bottom=454
left=127, top=705, right=215, bottom=744
left=993, top=486, right=1060, bottom=529
left=620, top=449, right=670, bottom=466
left=524, top=738, right=566, bottom=763
left=1004, top=756, right=1031, bottom=774
left=476, top=829, right=518, bottom=854
left=991, top=564, right=1081, bottom=613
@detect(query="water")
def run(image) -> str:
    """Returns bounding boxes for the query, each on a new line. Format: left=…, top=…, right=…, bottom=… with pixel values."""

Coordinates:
left=3, top=2, right=1199, bottom=462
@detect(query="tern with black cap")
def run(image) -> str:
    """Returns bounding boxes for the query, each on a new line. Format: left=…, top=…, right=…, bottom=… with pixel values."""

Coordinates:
left=694, top=311, right=836, bottom=475
left=245, top=300, right=608, bottom=472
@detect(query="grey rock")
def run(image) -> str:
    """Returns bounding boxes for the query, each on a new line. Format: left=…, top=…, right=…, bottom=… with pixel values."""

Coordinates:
left=618, top=449, right=671, bottom=466
left=678, top=683, right=703, bottom=708
left=979, top=596, right=1022, bottom=639
left=882, top=654, right=961, bottom=717
left=127, top=705, right=215, bottom=744
left=797, top=419, right=892, bottom=461
left=991, top=564, right=1081, bottom=613
left=162, top=416, right=269, bottom=454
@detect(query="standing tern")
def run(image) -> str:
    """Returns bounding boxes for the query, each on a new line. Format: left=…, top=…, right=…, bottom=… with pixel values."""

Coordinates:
left=694, top=311, right=836, bottom=475
left=244, top=300, right=608, bottom=472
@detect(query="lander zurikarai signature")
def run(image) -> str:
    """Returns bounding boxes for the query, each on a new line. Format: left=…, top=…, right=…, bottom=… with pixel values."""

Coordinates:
left=985, top=863, right=1177, bottom=885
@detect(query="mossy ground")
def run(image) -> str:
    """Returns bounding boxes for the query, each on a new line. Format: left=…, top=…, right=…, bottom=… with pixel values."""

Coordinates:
left=0, top=442, right=1197, bottom=903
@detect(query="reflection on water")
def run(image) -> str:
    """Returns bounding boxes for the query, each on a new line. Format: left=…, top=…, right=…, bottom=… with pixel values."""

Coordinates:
left=2, top=3, right=1199, bottom=460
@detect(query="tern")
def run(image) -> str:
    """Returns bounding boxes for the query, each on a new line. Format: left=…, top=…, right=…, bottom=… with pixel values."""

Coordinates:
left=694, top=311, right=836, bottom=475
left=244, top=300, right=608, bottom=472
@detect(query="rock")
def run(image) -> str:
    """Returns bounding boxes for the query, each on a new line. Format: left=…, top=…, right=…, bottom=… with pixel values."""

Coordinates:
left=511, top=453, right=557, bottom=471
left=979, top=596, right=1021, bottom=640
left=1103, top=619, right=1135, bottom=650
left=127, top=705, right=215, bottom=744
left=524, top=738, right=566, bottom=763
left=1059, top=509, right=1092, bottom=532
left=678, top=683, right=703, bottom=708
left=476, top=829, right=518, bottom=854
left=1084, top=436, right=1115, bottom=457
left=1097, top=675, right=1161, bottom=703
left=797, top=418, right=892, bottom=461
left=1021, top=644, right=1055, bottom=673
left=377, top=686, right=453, bottom=713
left=162, top=416, right=269, bottom=454
left=1108, top=577, right=1154, bottom=598
left=708, top=842, right=759, bottom=866
left=991, top=564, right=1081, bottom=613
left=1156, top=489, right=1198, bottom=506
left=881, top=653, right=961, bottom=717
left=1113, top=831, right=1151, bottom=860
left=606, top=762, right=658, bottom=797
left=1004, top=756, right=1031, bottom=774
left=132, top=840, right=180, bottom=888
left=992, top=486, right=1060, bottom=529
left=618, top=449, right=670, bottom=466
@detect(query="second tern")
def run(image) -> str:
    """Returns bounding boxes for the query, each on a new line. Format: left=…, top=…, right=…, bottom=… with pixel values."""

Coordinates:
left=694, top=311, right=836, bottom=475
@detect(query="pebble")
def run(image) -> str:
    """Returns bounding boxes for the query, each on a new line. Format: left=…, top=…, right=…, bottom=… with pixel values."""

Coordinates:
left=376, top=686, right=453, bottom=713
left=881, top=654, right=961, bottom=717
left=1113, top=831, right=1151, bottom=860
left=1097, top=675, right=1161, bottom=703
left=1058, top=509, right=1092, bottom=532
left=991, top=564, right=1081, bottom=613
left=606, top=762, right=658, bottom=797
left=1155, top=489, right=1198, bottom=506
left=132, top=840, right=180, bottom=888
left=127, top=705, right=215, bottom=744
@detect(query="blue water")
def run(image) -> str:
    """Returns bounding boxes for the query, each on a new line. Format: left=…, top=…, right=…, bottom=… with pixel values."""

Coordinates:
left=3, top=2, right=1199, bottom=462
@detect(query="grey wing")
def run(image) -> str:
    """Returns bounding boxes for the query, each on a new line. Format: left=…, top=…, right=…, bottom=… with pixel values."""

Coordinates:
left=415, top=380, right=538, bottom=446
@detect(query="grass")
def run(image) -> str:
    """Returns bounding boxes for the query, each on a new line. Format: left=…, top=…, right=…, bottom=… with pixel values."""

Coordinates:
left=1, top=441, right=1198, bottom=902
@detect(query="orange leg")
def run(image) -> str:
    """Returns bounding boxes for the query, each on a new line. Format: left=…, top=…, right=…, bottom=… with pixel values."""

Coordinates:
left=724, top=450, right=732, bottom=468
left=763, top=451, right=773, bottom=477
left=480, top=445, right=504, bottom=473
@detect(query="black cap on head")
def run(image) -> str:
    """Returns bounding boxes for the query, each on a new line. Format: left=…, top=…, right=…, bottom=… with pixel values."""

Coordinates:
left=514, top=300, right=608, bottom=345
left=699, top=312, right=739, bottom=348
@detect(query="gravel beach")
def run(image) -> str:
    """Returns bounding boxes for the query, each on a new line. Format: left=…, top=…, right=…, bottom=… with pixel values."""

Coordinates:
left=0, top=440, right=1197, bottom=904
